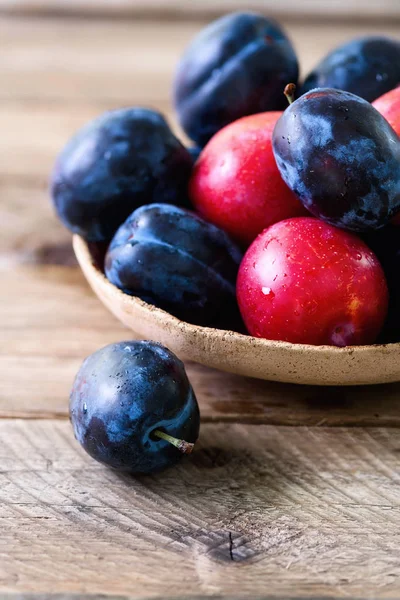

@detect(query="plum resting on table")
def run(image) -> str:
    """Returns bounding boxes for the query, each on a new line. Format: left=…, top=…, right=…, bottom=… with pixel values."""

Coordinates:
left=70, top=341, right=200, bottom=474
left=190, top=111, right=307, bottom=246
left=105, top=203, right=243, bottom=328
left=174, top=11, right=299, bottom=147
left=237, top=218, right=389, bottom=346
left=272, top=88, right=400, bottom=231
left=51, top=108, right=193, bottom=242
left=301, top=36, right=400, bottom=102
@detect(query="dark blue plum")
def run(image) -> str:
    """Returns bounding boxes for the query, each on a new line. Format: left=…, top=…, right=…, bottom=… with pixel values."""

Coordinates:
left=51, top=108, right=193, bottom=242
left=301, top=36, right=400, bottom=102
left=105, top=203, right=243, bottom=328
left=174, top=12, right=299, bottom=146
left=364, top=227, right=400, bottom=342
left=70, top=341, right=200, bottom=474
left=272, top=88, right=400, bottom=231
left=188, top=146, right=202, bottom=163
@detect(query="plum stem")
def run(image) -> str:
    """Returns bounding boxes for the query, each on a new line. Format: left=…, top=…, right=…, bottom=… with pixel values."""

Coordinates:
left=284, top=83, right=296, bottom=105
left=153, top=429, right=194, bottom=454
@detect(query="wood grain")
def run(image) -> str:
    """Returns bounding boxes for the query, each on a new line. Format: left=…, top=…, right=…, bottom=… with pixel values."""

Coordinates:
left=2, top=265, right=400, bottom=425
left=0, top=18, right=399, bottom=106
left=2, top=419, right=400, bottom=597
left=0, top=17, right=397, bottom=187
left=0, top=0, right=399, bottom=20
left=0, top=597, right=302, bottom=600
left=1, top=13, right=400, bottom=599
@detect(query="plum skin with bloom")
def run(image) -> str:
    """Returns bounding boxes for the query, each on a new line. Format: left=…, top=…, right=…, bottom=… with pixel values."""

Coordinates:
left=237, top=217, right=388, bottom=346
left=70, top=341, right=200, bottom=475
left=51, top=107, right=193, bottom=242
left=190, top=112, right=307, bottom=246
left=301, top=36, right=400, bottom=102
left=272, top=88, right=400, bottom=231
left=174, top=12, right=299, bottom=146
left=105, top=203, right=243, bottom=328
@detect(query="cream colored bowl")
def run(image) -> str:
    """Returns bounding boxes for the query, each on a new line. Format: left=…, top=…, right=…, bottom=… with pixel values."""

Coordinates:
left=73, top=235, right=400, bottom=386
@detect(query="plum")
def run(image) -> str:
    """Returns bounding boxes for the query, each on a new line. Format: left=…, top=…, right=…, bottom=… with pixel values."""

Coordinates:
left=51, top=108, right=193, bottom=241
left=70, top=341, right=200, bottom=474
left=364, top=227, right=400, bottom=342
left=373, top=86, right=400, bottom=137
left=187, top=146, right=202, bottom=163
left=105, top=203, right=243, bottom=328
left=237, top=217, right=388, bottom=346
left=174, top=12, right=299, bottom=146
left=272, top=88, right=400, bottom=231
left=301, top=36, right=400, bottom=102
left=190, top=111, right=307, bottom=246
left=373, top=87, right=400, bottom=225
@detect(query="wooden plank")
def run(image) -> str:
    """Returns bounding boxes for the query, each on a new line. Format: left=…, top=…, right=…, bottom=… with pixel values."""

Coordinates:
left=0, top=18, right=397, bottom=182
left=1, top=14, right=400, bottom=600
left=1, top=419, right=400, bottom=597
left=0, top=596, right=301, bottom=600
left=1, top=265, right=400, bottom=426
left=0, top=17, right=184, bottom=105
left=0, top=183, right=73, bottom=267
left=0, top=17, right=399, bottom=108
left=0, top=16, right=400, bottom=425
left=0, top=0, right=399, bottom=20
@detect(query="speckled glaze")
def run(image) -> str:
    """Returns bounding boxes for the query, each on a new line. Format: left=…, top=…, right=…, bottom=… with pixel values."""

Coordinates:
left=272, top=88, right=400, bottom=231
left=51, top=108, right=193, bottom=242
left=174, top=12, right=299, bottom=146
left=301, top=37, right=400, bottom=102
left=105, top=203, right=243, bottom=328
left=74, top=235, right=400, bottom=386
left=70, top=340, right=200, bottom=474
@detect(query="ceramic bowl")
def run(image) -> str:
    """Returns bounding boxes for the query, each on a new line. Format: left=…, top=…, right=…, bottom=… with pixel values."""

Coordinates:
left=73, top=235, right=400, bottom=386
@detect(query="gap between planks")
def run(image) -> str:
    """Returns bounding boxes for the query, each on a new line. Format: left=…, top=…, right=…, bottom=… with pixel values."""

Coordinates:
left=1, top=412, right=400, bottom=429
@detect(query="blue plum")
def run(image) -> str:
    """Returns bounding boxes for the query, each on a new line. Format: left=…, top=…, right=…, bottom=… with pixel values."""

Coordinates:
left=272, top=88, right=400, bottom=231
left=187, top=145, right=202, bottom=163
left=364, top=227, right=400, bottom=342
left=70, top=341, right=200, bottom=474
left=51, top=108, right=193, bottom=242
left=105, top=203, right=243, bottom=328
left=174, top=12, right=299, bottom=146
left=301, top=37, right=400, bottom=103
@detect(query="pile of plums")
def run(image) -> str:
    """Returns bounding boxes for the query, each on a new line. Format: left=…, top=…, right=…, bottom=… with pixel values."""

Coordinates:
left=52, top=12, right=400, bottom=474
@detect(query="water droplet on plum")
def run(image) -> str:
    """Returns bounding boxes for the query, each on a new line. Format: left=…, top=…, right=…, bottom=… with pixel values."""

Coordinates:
left=262, top=287, right=275, bottom=298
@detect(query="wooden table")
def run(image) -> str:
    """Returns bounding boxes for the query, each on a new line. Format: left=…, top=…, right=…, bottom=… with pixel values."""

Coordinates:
left=2, top=12, right=400, bottom=599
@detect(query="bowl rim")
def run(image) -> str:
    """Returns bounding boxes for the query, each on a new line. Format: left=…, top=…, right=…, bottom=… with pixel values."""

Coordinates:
left=73, top=234, right=400, bottom=356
